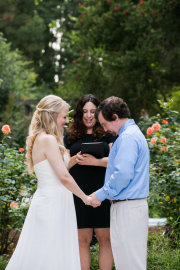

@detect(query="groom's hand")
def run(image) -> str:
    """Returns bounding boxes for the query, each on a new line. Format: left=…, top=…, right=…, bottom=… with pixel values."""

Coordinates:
left=89, top=192, right=101, bottom=208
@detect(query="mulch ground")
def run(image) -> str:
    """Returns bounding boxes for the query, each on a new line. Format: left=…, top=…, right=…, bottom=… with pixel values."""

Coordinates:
left=2, top=226, right=170, bottom=260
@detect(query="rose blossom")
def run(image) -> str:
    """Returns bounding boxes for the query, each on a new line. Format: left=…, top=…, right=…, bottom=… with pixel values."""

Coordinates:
left=160, top=146, right=168, bottom=152
left=146, top=127, right=153, bottom=135
left=159, top=137, right=167, bottom=143
left=151, top=137, right=157, bottom=143
left=152, top=122, right=161, bottom=131
left=162, top=120, right=168, bottom=124
left=10, top=202, right=18, bottom=209
left=2, top=125, right=11, bottom=134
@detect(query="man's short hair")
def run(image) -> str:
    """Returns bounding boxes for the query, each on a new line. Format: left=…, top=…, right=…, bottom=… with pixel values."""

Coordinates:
left=96, top=96, right=130, bottom=121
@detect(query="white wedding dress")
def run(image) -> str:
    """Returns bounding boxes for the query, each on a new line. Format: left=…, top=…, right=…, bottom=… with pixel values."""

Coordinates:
left=6, top=157, right=81, bottom=270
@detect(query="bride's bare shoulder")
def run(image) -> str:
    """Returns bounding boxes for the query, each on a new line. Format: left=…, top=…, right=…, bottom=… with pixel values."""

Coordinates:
left=35, top=132, right=57, bottom=146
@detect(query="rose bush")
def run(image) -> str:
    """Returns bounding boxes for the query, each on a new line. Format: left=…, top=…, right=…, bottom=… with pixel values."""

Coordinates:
left=0, top=125, right=37, bottom=255
left=138, top=100, right=180, bottom=229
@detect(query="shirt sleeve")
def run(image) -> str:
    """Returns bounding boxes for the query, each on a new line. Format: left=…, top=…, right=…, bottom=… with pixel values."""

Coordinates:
left=96, top=134, right=139, bottom=201
left=63, top=132, right=71, bottom=150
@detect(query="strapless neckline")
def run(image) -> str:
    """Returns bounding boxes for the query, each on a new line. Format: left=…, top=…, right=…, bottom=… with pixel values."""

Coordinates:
left=34, top=159, right=48, bottom=167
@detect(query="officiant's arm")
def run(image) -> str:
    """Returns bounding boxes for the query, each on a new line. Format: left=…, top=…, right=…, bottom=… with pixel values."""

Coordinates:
left=67, top=152, right=80, bottom=170
left=76, top=143, right=113, bottom=167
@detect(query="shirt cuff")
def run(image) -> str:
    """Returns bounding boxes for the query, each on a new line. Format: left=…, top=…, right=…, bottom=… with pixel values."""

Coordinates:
left=96, top=187, right=107, bottom=201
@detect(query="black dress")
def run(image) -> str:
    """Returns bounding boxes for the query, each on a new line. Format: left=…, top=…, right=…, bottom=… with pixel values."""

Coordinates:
left=64, top=133, right=115, bottom=229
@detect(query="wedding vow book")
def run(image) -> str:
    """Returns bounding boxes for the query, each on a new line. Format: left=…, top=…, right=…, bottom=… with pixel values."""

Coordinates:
left=81, top=142, right=104, bottom=159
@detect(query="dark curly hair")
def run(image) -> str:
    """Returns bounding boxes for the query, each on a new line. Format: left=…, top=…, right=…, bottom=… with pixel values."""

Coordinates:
left=95, top=96, right=130, bottom=121
left=67, top=94, right=108, bottom=144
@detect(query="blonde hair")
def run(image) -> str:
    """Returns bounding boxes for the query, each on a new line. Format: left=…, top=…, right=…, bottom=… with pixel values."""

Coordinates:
left=26, top=95, right=70, bottom=174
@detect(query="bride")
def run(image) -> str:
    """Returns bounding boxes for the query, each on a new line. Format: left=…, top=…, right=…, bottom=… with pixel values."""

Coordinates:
left=6, top=95, right=96, bottom=270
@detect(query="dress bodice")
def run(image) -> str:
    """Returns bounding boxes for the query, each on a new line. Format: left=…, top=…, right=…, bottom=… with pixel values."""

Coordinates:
left=34, top=157, right=68, bottom=188
left=34, top=152, right=69, bottom=188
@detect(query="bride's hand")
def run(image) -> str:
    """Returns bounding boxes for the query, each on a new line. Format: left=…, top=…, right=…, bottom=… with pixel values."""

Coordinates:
left=83, top=195, right=91, bottom=205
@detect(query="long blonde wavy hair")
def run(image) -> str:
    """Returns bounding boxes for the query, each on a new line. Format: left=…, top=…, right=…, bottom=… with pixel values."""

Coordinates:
left=26, top=95, right=70, bottom=174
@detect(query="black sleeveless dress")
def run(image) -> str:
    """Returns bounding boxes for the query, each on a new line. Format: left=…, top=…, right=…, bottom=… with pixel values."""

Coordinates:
left=64, top=133, right=115, bottom=229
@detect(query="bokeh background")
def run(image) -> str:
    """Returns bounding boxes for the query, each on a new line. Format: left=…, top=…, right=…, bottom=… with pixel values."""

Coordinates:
left=1, top=0, right=180, bottom=146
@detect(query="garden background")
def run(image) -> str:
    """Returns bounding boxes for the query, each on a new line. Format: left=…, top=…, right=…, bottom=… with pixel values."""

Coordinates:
left=0, top=0, right=180, bottom=269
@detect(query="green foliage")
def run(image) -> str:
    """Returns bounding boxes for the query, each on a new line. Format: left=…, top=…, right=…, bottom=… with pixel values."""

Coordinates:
left=147, top=232, right=180, bottom=270
left=0, top=33, right=37, bottom=115
left=0, top=256, right=8, bottom=270
left=0, top=130, right=37, bottom=255
left=61, top=0, right=180, bottom=120
left=138, top=100, right=180, bottom=226
left=0, top=0, right=83, bottom=90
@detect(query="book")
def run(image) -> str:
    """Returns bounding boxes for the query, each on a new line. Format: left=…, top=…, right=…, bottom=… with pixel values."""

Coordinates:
left=81, top=142, right=104, bottom=159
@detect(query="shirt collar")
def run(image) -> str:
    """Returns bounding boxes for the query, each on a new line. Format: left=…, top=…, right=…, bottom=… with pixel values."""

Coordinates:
left=118, top=119, right=135, bottom=136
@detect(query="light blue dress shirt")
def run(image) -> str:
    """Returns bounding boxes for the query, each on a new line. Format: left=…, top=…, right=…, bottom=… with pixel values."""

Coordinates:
left=96, top=119, right=149, bottom=201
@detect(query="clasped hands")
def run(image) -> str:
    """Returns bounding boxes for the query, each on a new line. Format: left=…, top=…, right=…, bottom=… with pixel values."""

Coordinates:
left=85, top=192, right=101, bottom=208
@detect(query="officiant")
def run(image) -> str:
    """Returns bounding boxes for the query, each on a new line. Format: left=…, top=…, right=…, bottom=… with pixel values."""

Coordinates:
left=64, top=94, right=116, bottom=270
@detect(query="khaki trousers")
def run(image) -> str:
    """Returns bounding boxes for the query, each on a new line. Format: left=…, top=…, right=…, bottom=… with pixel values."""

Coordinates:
left=110, top=199, right=148, bottom=270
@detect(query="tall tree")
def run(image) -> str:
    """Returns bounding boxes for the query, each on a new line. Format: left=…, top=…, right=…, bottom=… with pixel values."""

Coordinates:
left=60, top=0, right=180, bottom=120
left=0, top=0, right=82, bottom=90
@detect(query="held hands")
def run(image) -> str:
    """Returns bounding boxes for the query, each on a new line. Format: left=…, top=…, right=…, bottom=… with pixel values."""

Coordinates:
left=76, top=152, right=97, bottom=166
left=83, top=193, right=101, bottom=208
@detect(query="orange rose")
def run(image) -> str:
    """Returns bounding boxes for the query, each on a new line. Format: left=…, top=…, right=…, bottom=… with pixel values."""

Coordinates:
left=151, top=137, right=157, bottom=143
left=159, top=137, right=167, bottom=143
left=146, top=127, right=153, bottom=135
left=152, top=122, right=161, bottom=131
left=19, top=148, right=25, bottom=152
left=162, top=120, right=168, bottom=124
left=10, top=202, right=18, bottom=209
left=2, top=125, right=11, bottom=134
left=160, top=146, right=168, bottom=152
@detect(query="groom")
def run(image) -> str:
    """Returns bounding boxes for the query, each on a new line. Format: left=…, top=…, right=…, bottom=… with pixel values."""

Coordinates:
left=90, top=96, right=149, bottom=270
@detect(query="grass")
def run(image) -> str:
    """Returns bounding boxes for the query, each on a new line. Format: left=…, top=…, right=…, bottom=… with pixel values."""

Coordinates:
left=1, top=233, right=179, bottom=270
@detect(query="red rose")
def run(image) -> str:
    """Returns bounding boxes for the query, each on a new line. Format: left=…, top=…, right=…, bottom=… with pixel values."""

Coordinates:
left=137, top=7, right=141, bottom=10
left=83, top=2, right=87, bottom=5
left=79, top=52, right=83, bottom=56
left=78, top=3, right=81, bottom=6
left=141, top=11, right=145, bottom=14
left=123, top=10, right=128, bottom=15
left=84, top=11, right=88, bottom=15
left=61, top=70, right=65, bottom=73
left=79, top=14, right=83, bottom=18
left=113, top=51, right=117, bottom=55
left=72, top=60, right=77, bottom=64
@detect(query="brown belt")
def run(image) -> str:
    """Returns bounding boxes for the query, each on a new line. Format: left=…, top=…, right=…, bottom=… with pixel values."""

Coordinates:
left=110, top=198, right=145, bottom=204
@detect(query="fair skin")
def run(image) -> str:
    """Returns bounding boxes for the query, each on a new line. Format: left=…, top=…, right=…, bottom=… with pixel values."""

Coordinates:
left=32, top=106, right=91, bottom=206
left=67, top=102, right=114, bottom=270
left=90, top=112, right=129, bottom=206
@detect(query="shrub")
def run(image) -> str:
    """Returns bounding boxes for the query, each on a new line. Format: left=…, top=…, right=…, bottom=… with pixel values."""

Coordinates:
left=0, top=125, right=37, bottom=255
left=138, top=100, right=180, bottom=227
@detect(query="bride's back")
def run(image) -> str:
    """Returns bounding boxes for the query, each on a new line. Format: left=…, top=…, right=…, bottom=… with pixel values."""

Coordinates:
left=32, top=132, right=50, bottom=166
